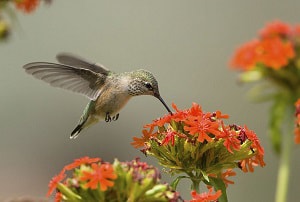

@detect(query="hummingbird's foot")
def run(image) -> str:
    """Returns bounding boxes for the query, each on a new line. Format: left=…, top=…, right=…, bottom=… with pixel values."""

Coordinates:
left=105, top=112, right=112, bottom=122
left=112, top=113, right=119, bottom=121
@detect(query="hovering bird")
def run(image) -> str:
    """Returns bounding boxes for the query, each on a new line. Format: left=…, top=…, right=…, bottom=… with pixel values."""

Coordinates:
left=23, top=53, right=172, bottom=139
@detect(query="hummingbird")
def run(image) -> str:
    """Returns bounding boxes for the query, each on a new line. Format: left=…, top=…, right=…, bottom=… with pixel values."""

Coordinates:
left=23, top=53, right=172, bottom=139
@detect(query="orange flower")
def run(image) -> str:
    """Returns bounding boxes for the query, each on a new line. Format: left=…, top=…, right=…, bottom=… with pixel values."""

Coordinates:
left=217, top=123, right=241, bottom=153
left=294, top=25, right=300, bottom=36
left=142, top=103, right=230, bottom=144
left=14, top=0, right=40, bottom=13
left=257, top=37, right=295, bottom=69
left=144, top=103, right=201, bottom=130
left=294, top=127, right=300, bottom=144
left=144, top=114, right=172, bottom=129
left=160, top=128, right=186, bottom=146
left=168, top=102, right=190, bottom=121
left=293, top=25, right=300, bottom=44
left=64, top=156, right=101, bottom=171
left=239, top=129, right=265, bottom=173
left=213, top=110, right=229, bottom=119
left=231, top=37, right=295, bottom=70
left=230, top=40, right=260, bottom=71
left=230, top=22, right=296, bottom=71
left=47, top=170, right=66, bottom=196
left=54, top=192, right=63, bottom=202
left=259, top=21, right=292, bottom=39
left=239, top=158, right=255, bottom=172
left=161, top=128, right=176, bottom=146
left=188, top=102, right=204, bottom=117
left=183, top=105, right=223, bottom=143
left=221, top=169, right=236, bottom=187
left=208, top=169, right=236, bottom=187
left=244, top=126, right=264, bottom=155
left=144, top=103, right=189, bottom=129
left=294, top=99, right=300, bottom=144
left=239, top=155, right=265, bottom=173
left=254, top=153, right=266, bottom=168
left=295, top=99, right=300, bottom=115
left=131, top=128, right=155, bottom=148
left=184, top=114, right=220, bottom=142
left=80, top=163, right=117, bottom=191
left=190, top=188, right=222, bottom=202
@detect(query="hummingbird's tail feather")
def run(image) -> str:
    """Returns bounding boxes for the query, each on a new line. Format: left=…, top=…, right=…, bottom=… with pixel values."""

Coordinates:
left=70, top=122, right=85, bottom=139
left=70, top=115, right=99, bottom=139
left=70, top=101, right=96, bottom=139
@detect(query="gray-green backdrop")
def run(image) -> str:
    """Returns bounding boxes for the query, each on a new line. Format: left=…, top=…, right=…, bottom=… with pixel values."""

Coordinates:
left=1, top=0, right=300, bottom=201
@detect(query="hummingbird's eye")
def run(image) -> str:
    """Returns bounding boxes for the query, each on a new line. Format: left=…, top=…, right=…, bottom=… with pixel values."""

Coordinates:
left=144, top=82, right=153, bottom=90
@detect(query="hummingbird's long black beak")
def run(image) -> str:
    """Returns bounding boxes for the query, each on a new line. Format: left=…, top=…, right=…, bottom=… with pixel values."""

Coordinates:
left=155, top=94, right=172, bottom=114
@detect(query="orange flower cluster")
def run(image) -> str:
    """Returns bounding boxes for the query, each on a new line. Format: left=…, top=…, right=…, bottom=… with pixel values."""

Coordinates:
left=47, top=156, right=116, bottom=201
left=133, top=103, right=230, bottom=147
left=294, top=99, right=300, bottom=144
left=132, top=103, right=265, bottom=169
left=14, top=0, right=40, bottom=13
left=47, top=157, right=180, bottom=201
left=132, top=103, right=265, bottom=200
left=230, top=21, right=298, bottom=70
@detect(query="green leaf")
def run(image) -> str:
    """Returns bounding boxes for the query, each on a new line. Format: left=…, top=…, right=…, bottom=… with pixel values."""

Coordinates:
left=239, top=69, right=263, bottom=83
left=170, top=176, right=189, bottom=190
left=57, top=183, right=82, bottom=202
left=145, top=184, right=167, bottom=196
left=200, top=170, right=209, bottom=182
left=247, top=83, right=276, bottom=103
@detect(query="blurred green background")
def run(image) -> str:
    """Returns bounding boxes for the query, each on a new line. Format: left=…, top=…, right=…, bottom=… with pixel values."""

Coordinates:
left=1, top=0, right=300, bottom=201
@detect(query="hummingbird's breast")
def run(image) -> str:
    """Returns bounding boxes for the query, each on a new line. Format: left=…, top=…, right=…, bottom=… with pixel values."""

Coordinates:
left=93, top=76, right=132, bottom=119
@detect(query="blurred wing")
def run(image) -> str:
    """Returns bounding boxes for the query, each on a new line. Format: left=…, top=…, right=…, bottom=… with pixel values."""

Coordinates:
left=23, top=62, right=106, bottom=100
left=56, top=52, right=110, bottom=75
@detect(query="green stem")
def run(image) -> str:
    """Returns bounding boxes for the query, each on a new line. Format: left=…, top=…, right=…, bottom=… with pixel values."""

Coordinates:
left=275, top=112, right=293, bottom=202
left=209, top=177, right=228, bottom=202
left=191, top=179, right=200, bottom=193
left=187, top=171, right=200, bottom=193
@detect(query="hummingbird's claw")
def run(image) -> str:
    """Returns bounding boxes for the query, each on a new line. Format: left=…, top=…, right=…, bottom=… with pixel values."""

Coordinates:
left=112, top=113, right=119, bottom=121
left=105, top=112, right=112, bottom=122
left=105, top=113, right=119, bottom=122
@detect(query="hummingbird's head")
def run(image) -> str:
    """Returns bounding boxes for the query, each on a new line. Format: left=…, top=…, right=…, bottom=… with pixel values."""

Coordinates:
left=128, top=69, right=172, bottom=113
left=128, top=69, right=159, bottom=97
